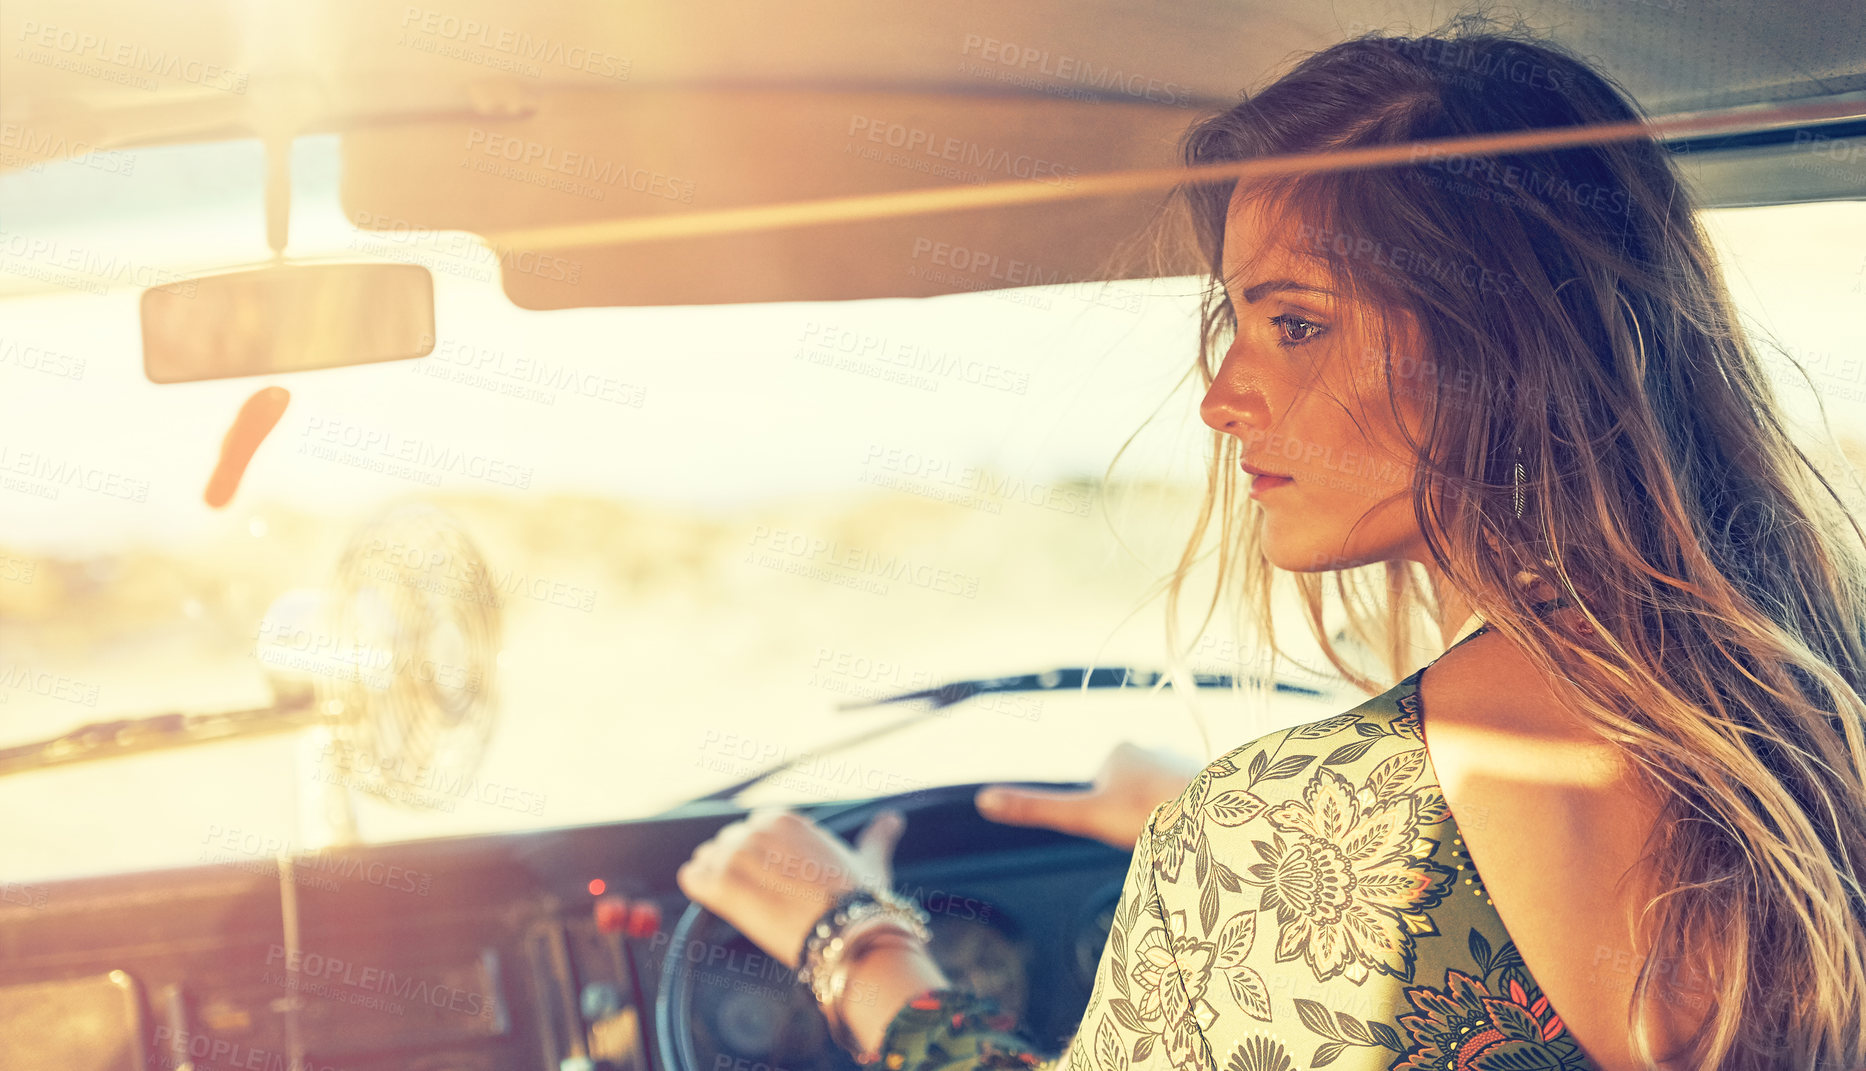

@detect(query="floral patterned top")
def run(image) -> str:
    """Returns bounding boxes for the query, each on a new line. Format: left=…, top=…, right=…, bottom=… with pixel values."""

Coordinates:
left=875, top=623, right=1602, bottom=1071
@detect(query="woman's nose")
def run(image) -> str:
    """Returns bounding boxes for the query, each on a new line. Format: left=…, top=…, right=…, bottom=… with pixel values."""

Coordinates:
left=1200, top=357, right=1271, bottom=439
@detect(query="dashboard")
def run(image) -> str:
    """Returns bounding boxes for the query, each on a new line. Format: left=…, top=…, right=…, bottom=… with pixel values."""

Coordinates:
left=0, top=784, right=1129, bottom=1071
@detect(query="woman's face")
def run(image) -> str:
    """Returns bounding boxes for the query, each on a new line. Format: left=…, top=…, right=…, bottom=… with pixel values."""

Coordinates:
left=1199, top=193, right=1432, bottom=574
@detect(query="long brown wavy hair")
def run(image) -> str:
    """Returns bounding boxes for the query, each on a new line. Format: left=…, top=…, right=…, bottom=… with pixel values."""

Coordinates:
left=1123, top=19, right=1866, bottom=1070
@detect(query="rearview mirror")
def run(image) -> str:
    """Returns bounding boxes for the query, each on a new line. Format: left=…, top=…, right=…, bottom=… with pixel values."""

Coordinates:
left=141, top=263, right=435, bottom=383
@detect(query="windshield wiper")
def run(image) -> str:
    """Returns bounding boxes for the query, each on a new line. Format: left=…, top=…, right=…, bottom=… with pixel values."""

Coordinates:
left=0, top=693, right=321, bottom=776
left=664, top=665, right=1335, bottom=810
left=831, top=665, right=1327, bottom=712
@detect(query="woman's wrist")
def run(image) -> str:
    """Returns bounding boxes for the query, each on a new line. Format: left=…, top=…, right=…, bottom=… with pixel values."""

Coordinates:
left=828, top=930, right=950, bottom=1060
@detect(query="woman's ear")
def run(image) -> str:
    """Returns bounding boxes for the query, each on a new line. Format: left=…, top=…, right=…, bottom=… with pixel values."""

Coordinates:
left=1512, top=567, right=1563, bottom=604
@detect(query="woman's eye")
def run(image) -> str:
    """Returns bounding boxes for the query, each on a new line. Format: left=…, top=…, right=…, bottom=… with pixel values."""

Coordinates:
left=1268, top=314, right=1325, bottom=346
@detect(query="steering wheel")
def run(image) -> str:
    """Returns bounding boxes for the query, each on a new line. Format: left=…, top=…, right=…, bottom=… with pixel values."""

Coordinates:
left=653, top=782, right=1086, bottom=1071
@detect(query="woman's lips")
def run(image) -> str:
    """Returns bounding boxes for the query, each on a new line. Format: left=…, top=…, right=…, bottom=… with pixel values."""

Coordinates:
left=1241, top=461, right=1293, bottom=496
left=1248, top=473, right=1294, bottom=496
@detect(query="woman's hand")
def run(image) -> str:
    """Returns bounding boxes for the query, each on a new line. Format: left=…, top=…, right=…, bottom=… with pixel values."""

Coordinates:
left=973, top=742, right=1203, bottom=850
left=675, top=806, right=906, bottom=968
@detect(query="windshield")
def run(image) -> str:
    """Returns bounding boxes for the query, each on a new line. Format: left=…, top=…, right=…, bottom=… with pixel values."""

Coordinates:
left=0, top=135, right=1861, bottom=884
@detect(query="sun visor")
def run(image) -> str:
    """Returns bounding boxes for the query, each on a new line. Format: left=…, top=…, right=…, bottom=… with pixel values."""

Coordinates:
left=339, top=87, right=1204, bottom=309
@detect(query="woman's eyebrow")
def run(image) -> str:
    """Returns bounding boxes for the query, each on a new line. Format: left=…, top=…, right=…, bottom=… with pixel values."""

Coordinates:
left=1239, top=278, right=1334, bottom=304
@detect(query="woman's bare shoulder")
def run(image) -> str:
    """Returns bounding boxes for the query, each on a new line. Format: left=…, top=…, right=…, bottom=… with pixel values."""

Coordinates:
left=1419, top=630, right=1708, bottom=1070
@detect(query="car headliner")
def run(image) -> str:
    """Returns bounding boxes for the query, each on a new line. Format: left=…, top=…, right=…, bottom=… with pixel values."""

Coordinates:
left=3, top=0, right=1863, bottom=309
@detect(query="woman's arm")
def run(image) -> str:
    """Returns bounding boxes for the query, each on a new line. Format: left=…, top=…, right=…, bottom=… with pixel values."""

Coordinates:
left=834, top=931, right=953, bottom=1056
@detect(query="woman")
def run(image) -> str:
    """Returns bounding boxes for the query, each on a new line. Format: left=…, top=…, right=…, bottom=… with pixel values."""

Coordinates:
left=678, top=25, right=1866, bottom=1071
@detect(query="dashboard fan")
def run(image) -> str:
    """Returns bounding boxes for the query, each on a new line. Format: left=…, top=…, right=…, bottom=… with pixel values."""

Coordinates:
left=309, top=503, right=507, bottom=813
left=253, top=501, right=505, bottom=841
left=316, top=501, right=504, bottom=802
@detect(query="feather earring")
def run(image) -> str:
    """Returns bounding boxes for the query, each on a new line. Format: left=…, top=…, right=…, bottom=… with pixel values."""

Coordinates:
left=1512, top=443, right=1526, bottom=521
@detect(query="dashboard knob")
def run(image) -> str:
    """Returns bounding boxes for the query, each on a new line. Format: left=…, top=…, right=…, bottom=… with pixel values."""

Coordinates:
left=580, top=982, right=623, bottom=1021
left=594, top=895, right=631, bottom=935
left=624, top=900, right=661, bottom=938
